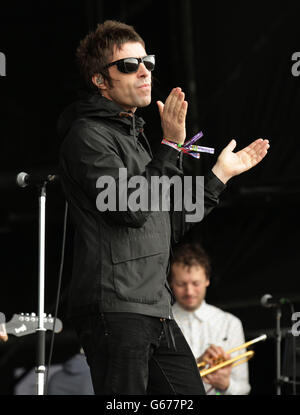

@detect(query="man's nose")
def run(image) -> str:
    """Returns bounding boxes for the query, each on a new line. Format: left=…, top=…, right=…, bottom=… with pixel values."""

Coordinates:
left=185, top=285, right=193, bottom=295
left=137, top=62, right=150, bottom=77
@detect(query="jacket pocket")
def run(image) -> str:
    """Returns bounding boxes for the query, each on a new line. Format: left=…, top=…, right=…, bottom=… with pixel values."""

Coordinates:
left=110, top=233, right=169, bottom=304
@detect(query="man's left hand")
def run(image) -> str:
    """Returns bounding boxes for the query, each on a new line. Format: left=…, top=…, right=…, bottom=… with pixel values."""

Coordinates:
left=212, top=138, right=270, bottom=184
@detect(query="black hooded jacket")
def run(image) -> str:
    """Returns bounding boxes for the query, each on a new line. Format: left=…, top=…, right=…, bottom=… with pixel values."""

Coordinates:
left=58, top=92, right=226, bottom=319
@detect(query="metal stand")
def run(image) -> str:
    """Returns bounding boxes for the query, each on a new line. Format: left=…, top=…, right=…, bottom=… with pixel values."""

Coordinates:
left=35, top=183, right=47, bottom=395
left=275, top=307, right=282, bottom=395
left=16, top=172, right=58, bottom=395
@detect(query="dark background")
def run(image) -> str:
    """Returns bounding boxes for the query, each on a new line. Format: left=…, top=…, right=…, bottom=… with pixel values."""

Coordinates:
left=0, top=0, right=299, bottom=395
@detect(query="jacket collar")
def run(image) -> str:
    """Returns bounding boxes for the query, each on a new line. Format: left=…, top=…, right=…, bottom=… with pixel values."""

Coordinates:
left=58, top=90, right=146, bottom=142
left=77, top=90, right=145, bottom=129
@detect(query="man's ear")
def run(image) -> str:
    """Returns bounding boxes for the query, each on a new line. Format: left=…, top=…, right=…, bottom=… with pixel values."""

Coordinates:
left=92, top=74, right=107, bottom=91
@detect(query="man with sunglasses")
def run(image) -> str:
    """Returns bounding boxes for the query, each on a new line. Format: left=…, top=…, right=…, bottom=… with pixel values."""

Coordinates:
left=59, top=20, right=269, bottom=395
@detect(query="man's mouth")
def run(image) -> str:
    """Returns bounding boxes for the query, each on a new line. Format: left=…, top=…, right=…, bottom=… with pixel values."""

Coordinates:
left=184, top=297, right=195, bottom=302
left=138, top=83, right=151, bottom=89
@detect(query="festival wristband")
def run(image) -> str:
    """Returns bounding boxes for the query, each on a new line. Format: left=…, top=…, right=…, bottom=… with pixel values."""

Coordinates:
left=161, top=131, right=214, bottom=159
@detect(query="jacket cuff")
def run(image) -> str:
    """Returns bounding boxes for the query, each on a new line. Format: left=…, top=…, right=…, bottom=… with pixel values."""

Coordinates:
left=205, top=170, right=227, bottom=194
left=154, top=143, right=180, bottom=164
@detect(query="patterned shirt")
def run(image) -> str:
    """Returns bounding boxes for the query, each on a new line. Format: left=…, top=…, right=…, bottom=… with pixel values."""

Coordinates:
left=172, top=300, right=251, bottom=395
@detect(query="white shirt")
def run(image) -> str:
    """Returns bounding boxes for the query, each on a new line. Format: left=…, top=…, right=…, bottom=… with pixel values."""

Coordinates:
left=172, top=300, right=251, bottom=395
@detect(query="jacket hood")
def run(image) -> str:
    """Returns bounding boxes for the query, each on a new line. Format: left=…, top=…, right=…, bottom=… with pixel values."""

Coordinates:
left=57, top=90, right=145, bottom=140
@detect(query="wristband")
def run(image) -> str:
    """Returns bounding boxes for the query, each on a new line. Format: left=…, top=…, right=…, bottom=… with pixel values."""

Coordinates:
left=161, top=131, right=214, bottom=159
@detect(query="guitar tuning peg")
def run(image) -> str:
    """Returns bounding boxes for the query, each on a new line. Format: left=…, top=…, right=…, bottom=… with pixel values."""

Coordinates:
left=20, top=313, right=24, bottom=316
left=25, top=313, right=29, bottom=316
left=31, top=313, right=36, bottom=316
left=48, top=314, right=52, bottom=318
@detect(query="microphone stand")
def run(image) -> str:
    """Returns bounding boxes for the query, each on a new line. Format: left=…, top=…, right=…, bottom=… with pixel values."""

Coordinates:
left=17, top=172, right=57, bottom=394
left=275, top=306, right=282, bottom=395
left=36, top=182, right=47, bottom=395
left=262, top=295, right=295, bottom=395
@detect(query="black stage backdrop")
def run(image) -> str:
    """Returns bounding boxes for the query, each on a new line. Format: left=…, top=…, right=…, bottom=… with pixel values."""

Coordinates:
left=0, top=0, right=299, bottom=395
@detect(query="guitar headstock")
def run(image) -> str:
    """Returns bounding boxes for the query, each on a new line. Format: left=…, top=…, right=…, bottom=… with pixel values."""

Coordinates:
left=6, top=313, right=63, bottom=337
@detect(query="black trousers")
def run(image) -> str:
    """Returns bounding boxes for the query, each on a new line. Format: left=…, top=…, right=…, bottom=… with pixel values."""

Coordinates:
left=73, top=312, right=206, bottom=395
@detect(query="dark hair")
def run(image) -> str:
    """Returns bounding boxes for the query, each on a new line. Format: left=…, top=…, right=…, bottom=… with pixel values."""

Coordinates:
left=170, top=243, right=211, bottom=280
left=76, top=20, right=145, bottom=91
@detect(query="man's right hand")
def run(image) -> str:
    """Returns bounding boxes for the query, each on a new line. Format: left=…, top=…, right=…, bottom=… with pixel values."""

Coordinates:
left=157, top=87, right=188, bottom=146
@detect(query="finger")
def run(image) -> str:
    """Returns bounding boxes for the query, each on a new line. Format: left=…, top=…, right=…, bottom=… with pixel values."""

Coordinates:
left=156, top=101, right=164, bottom=118
left=246, top=141, right=263, bottom=155
left=213, top=346, right=225, bottom=357
left=160, top=89, right=174, bottom=117
left=256, top=139, right=270, bottom=157
left=204, top=350, right=218, bottom=361
left=240, top=138, right=269, bottom=154
left=202, top=376, right=210, bottom=384
left=203, top=374, right=213, bottom=384
left=244, top=138, right=270, bottom=154
left=173, top=90, right=185, bottom=117
left=206, top=345, right=223, bottom=360
left=165, top=87, right=181, bottom=115
left=243, top=139, right=270, bottom=164
left=163, top=88, right=177, bottom=110
left=178, top=100, right=188, bottom=124
left=206, top=348, right=220, bottom=360
left=226, top=139, right=237, bottom=152
left=208, top=344, right=223, bottom=355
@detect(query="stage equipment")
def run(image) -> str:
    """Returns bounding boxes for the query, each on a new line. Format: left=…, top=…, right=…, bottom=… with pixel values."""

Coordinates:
left=16, top=171, right=58, bottom=395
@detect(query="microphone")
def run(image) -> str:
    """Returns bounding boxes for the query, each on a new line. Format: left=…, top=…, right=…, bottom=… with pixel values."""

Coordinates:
left=16, top=172, right=59, bottom=188
left=261, top=294, right=289, bottom=308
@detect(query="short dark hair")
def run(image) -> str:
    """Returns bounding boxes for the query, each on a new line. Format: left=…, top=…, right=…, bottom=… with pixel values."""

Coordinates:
left=170, top=243, right=211, bottom=280
left=76, top=20, right=145, bottom=91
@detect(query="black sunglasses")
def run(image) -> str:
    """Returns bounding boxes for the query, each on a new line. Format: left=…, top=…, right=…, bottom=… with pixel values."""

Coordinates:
left=105, top=55, right=155, bottom=74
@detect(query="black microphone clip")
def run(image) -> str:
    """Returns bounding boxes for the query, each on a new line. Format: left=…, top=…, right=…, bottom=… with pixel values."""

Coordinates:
left=16, top=172, right=59, bottom=188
